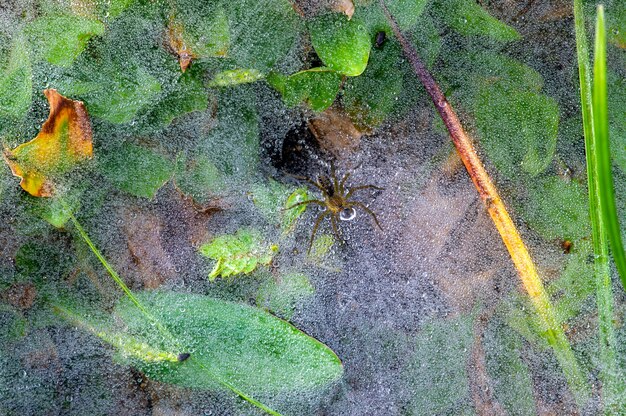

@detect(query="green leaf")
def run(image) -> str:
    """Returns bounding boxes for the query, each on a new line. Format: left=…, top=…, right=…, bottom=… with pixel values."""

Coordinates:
left=100, top=142, right=174, bottom=198
left=171, top=4, right=230, bottom=59
left=484, top=322, right=537, bottom=415
left=199, top=229, right=278, bottom=280
left=343, top=40, right=404, bottom=128
left=267, top=68, right=342, bottom=111
left=208, top=68, right=264, bottom=87
left=110, top=291, right=343, bottom=395
left=282, top=187, right=309, bottom=233
left=0, top=35, right=32, bottom=122
left=358, top=0, right=428, bottom=32
left=222, top=0, right=301, bottom=72
left=199, top=87, right=259, bottom=178
left=149, top=68, right=209, bottom=127
left=25, top=188, right=82, bottom=228
left=309, top=13, right=371, bottom=76
left=405, top=314, right=475, bottom=414
left=26, top=14, right=105, bottom=67
left=473, top=82, right=559, bottom=177
left=434, top=0, right=521, bottom=41
left=174, top=154, right=226, bottom=204
left=256, top=273, right=315, bottom=319
left=519, top=176, right=590, bottom=241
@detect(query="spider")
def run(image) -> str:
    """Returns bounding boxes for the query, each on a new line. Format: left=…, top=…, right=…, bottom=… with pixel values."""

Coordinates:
left=285, top=165, right=384, bottom=253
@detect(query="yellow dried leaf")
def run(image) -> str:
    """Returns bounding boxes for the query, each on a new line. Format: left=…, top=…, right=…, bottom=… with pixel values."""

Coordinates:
left=3, top=89, right=93, bottom=197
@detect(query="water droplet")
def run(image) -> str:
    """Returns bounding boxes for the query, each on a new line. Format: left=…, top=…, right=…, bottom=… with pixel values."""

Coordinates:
left=340, top=207, right=356, bottom=221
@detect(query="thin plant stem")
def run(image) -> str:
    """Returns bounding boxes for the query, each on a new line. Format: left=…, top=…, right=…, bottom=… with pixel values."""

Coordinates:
left=68, top=213, right=283, bottom=416
left=379, top=0, right=590, bottom=406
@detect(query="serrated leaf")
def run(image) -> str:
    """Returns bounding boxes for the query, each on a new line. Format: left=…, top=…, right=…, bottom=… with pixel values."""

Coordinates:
left=199, top=229, right=277, bottom=280
left=309, top=13, right=371, bottom=76
left=3, top=89, right=93, bottom=197
left=434, top=0, right=521, bottom=41
left=26, top=13, right=105, bottom=67
left=100, top=142, right=174, bottom=198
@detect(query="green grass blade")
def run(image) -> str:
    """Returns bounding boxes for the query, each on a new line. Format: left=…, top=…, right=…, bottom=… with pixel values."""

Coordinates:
left=593, top=5, right=626, bottom=290
left=575, top=2, right=626, bottom=411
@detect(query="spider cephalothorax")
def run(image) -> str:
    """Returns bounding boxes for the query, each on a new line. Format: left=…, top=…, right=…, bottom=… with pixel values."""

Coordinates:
left=285, top=165, right=384, bottom=253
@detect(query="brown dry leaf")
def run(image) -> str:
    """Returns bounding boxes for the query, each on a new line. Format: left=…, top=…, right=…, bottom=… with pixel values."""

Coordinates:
left=123, top=209, right=177, bottom=290
left=167, top=19, right=196, bottom=72
left=3, top=89, right=93, bottom=197
left=331, top=0, right=355, bottom=19
left=308, top=107, right=362, bottom=158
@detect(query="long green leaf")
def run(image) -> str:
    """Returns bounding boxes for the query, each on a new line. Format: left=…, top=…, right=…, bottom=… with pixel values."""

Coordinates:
left=575, top=1, right=626, bottom=411
left=593, top=5, right=626, bottom=290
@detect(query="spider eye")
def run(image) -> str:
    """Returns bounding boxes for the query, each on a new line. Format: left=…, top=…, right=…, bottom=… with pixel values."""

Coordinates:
left=339, top=207, right=356, bottom=221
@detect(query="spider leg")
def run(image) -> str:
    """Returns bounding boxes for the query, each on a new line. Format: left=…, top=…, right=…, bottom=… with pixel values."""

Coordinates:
left=307, top=211, right=330, bottom=254
left=345, top=184, right=385, bottom=199
left=282, top=199, right=325, bottom=211
left=351, top=201, right=383, bottom=230
left=330, top=213, right=343, bottom=243
left=285, top=172, right=328, bottom=196
left=339, top=172, right=351, bottom=194
left=330, top=161, right=340, bottom=192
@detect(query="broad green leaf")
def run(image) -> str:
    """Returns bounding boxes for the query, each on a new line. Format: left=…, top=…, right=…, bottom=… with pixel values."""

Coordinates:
left=282, top=187, right=308, bottom=233
left=199, top=229, right=278, bottom=280
left=149, top=68, right=209, bottom=127
left=208, top=68, right=264, bottom=87
left=100, top=142, right=174, bottom=198
left=343, top=40, right=404, bottom=128
left=169, top=4, right=230, bottom=60
left=0, top=35, right=32, bottom=122
left=267, top=68, right=342, bottom=111
left=222, top=0, right=301, bottom=72
left=174, top=154, right=226, bottom=204
left=26, top=14, right=104, bottom=67
left=309, top=13, right=371, bottom=76
left=474, top=82, right=559, bottom=177
left=107, top=291, right=343, bottom=395
left=358, top=0, right=429, bottom=31
left=199, top=87, right=260, bottom=179
left=519, top=176, right=590, bottom=241
left=406, top=314, right=475, bottom=414
left=434, top=0, right=521, bottom=41
left=256, top=272, right=314, bottom=319
left=84, top=67, right=161, bottom=124
left=3, top=90, right=93, bottom=197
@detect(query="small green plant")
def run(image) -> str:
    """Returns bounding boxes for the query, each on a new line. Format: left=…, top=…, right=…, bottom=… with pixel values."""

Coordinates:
left=199, top=228, right=278, bottom=280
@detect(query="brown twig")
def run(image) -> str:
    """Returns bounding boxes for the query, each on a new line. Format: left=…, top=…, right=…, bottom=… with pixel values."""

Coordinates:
left=379, top=0, right=589, bottom=405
